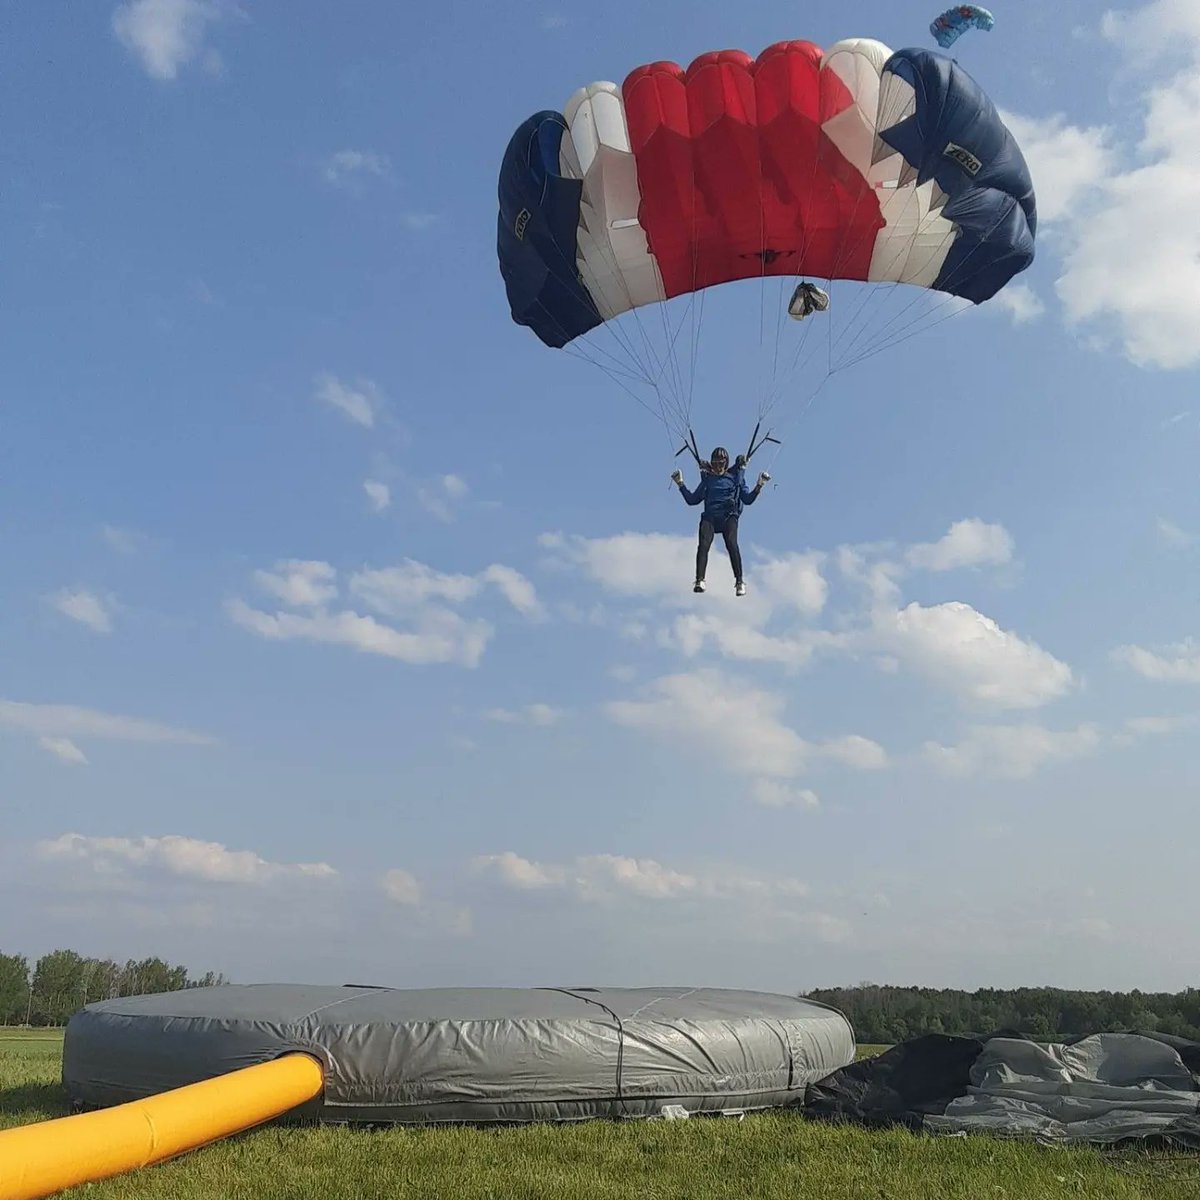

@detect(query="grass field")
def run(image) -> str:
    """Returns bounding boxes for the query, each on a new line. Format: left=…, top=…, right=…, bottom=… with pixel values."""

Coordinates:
left=2, top=1029, right=1197, bottom=1199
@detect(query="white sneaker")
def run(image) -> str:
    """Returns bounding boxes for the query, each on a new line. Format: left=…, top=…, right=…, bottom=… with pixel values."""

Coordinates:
left=735, top=580, right=746, bottom=597
left=693, top=579, right=706, bottom=593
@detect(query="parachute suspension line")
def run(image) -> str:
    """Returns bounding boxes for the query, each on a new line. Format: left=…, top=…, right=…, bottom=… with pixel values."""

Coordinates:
left=835, top=212, right=1017, bottom=374
left=761, top=323, right=829, bottom=427
left=687, top=285, right=707, bottom=423
left=648, top=298, right=699, bottom=440
left=816, top=127, right=919, bottom=385
left=758, top=97, right=836, bottom=427
left=820, top=190, right=899, bottom=371
left=533, top=301, right=666, bottom=422
left=757, top=368, right=836, bottom=481
left=827, top=194, right=989, bottom=378
left=684, top=126, right=704, bottom=437
left=652, top=289, right=689, bottom=433
left=562, top=344, right=678, bottom=439
left=526, top=190, right=693, bottom=443
left=769, top=270, right=789, bottom=394
left=756, top=123, right=773, bottom=430
left=563, top=342, right=653, bottom=387
left=533, top=233, right=661, bottom=393
left=534, top=301, right=679, bottom=450
left=836, top=292, right=973, bottom=374
left=828, top=189, right=964, bottom=369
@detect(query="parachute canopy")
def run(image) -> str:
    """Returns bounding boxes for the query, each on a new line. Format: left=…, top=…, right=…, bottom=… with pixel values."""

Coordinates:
left=497, top=37, right=1034, bottom=352
left=930, top=6, right=995, bottom=49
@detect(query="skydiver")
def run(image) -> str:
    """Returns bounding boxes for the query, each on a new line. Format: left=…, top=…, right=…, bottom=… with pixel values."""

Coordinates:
left=671, top=447, right=770, bottom=596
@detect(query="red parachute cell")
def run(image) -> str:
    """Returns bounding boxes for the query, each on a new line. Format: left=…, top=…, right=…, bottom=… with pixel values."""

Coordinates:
left=621, top=41, right=885, bottom=298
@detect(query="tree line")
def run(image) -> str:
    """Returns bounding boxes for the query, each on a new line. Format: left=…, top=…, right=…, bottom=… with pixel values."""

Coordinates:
left=0, top=949, right=226, bottom=1027
left=803, top=984, right=1200, bottom=1044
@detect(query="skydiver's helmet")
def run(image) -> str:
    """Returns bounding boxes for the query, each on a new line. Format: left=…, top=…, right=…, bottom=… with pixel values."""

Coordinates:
left=709, top=447, right=729, bottom=475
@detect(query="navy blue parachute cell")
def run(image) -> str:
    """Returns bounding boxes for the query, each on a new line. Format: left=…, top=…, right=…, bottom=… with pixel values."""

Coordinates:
left=496, top=112, right=601, bottom=350
left=930, top=5, right=994, bottom=49
left=879, top=48, right=1036, bottom=304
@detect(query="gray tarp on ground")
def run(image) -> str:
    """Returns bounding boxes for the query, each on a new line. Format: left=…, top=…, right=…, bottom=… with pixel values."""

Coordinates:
left=806, top=1031, right=1200, bottom=1149
left=63, top=984, right=854, bottom=1124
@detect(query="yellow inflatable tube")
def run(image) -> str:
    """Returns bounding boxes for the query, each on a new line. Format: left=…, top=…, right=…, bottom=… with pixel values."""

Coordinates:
left=0, top=1052, right=324, bottom=1200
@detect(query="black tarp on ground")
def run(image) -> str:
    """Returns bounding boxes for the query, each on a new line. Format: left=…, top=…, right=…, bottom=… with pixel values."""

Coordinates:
left=804, top=1031, right=1200, bottom=1149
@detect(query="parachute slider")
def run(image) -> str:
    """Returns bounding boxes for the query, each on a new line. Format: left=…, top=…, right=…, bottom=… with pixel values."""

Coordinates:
left=787, top=282, right=830, bottom=321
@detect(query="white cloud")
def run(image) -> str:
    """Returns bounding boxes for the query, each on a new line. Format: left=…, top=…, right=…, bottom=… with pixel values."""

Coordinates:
left=350, top=561, right=481, bottom=612
left=575, top=855, right=699, bottom=900
left=923, top=723, right=1103, bottom=779
left=605, top=670, right=885, bottom=785
left=545, top=531, right=834, bottom=670
left=323, top=149, right=391, bottom=187
left=38, top=737, right=88, bottom=766
left=473, top=850, right=811, bottom=907
left=1112, top=638, right=1200, bottom=683
left=227, top=598, right=493, bottom=668
left=364, top=480, right=391, bottom=512
left=991, top=283, right=1046, bottom=326
left=1101, top=0, right=1200, bottom=63
left=606, top=670, right=810, bottom=779
left=541, top=14, right=567, bottom=29
left=37, top=833, right=335, bottom=885
left=230, top=555, right=537, bottom=669
left=314, top=373, right=380, bottom=428
left=878, top=601, right=1073, bottom=709
left=753, top=552, right=828, bottom=615
left=1156, top=517, right=1194, bottom=549
left=998, top=110, right=1114, bottom=224
left=817, top=735, right=888, bottom=771
left=1122, top=712, right=1200, bottom=736
left=417, top=474, right=470, bottom=522
left=905, top=519, right=1015, bottom=572
left=668, top=614, right=844, bottom=670
left=253, top=560, right=337, bottom=609
left=349, top=560, right=541, bottom=620
left=401, top=213, right=440, bottom=231
left=480, top=564, right=544, bottom=619
left=49, top=588, right=115, bottom=634
left=485, top=703, right=562, bottom=727
left=473, top=851, right=566, bottom=890
left=0, top=700, right=214, bottom=745
left=112, top=0, right=228, bottom=81
left=442, top=473, right=468, bottom=500
left=545, top=521, right=1067, bottom=718
left=541, top=531, right=694, bottom=598
left=101, top=525, right=146, bottom=555
left=753, top=781, right=820, bottom=810
left=381, top=868, right=422, bottom=905
left=1057, top=141, right=1200, bottom=369
left=1007, top=8, right=1200, bottom=369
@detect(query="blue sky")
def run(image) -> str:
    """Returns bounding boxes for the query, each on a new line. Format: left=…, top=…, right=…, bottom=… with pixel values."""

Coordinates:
left=3, top=0, right=1199, bottom=997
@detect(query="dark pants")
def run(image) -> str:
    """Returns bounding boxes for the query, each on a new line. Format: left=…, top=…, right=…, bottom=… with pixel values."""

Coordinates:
left=697, top=515, right=742, bottom=582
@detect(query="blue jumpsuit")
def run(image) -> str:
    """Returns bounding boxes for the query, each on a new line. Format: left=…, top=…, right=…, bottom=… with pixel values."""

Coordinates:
left=678, top=466, right=760, bottom=581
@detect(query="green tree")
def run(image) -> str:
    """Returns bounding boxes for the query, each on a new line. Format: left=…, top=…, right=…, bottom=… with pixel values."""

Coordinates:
left=30, top=949, right=87, bottom=1025
left=0, top=953, right=31, bottom=1024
